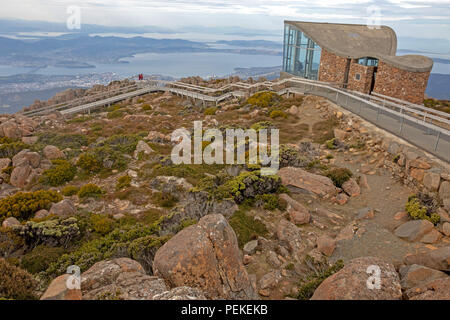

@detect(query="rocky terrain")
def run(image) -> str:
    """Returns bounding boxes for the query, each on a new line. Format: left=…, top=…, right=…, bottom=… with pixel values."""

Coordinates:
left=0, top=76, right=449, bottom=300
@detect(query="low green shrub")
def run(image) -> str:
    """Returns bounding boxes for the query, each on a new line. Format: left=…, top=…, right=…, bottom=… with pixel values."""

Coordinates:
left=405, top=195, right=440, bottom=224
left=296, top=259, right=344, bottom=300
left=325, top=167, right=353, bottom=188
left=37, top=133, right=88, bottom=150
left=0, top=190, right=62, bottom=223
left=141, top=104, right=152, bottom=111
left=90, top=215, right=115, bottom=235
left=0, top=258, right=37, bottom=300
left=255, top=194, right=287, bottom=211
left=151, top=192, right=178, bottom=208
left=107, top=109, right=124, bottom=119
left=247, top=91, right=280, bottom=108
left=204, top=107, right=217, bottom=115
left=0, top=141, right=28, bottom=158
left=325, top=138, right=337, bottom=150
left=61, top=185, right=80, bottom=196
left=116, top=175, right=131, bottom=191
left=77, top=184, right=103, bottom=198
left=77, top=153, right=102, bottom=173
left=269, top=110, right=287, bottom=119
left=40, top=159, right=76, bottom=186
left=229, top=209, right=268, bottom=248
left=20, top=245, right=65, bottom=274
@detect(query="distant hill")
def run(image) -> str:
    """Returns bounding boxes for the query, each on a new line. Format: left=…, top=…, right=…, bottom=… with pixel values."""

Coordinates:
left=426, top=73, right=450, bottom=100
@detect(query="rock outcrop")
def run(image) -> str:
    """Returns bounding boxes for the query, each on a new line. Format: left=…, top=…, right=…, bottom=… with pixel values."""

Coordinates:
left=311, top=257, right=402, bottom=300
left=277, top=167, right=338, bottom=198
left=153, top=214, right=258, bottom=300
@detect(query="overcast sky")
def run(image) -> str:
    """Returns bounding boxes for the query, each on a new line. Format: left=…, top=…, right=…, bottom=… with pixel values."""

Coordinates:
left=2, top=0, right=450, bottom=40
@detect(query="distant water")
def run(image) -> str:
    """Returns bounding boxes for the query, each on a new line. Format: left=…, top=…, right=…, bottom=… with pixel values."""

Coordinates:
left=0, top=52, right=281, bottom=78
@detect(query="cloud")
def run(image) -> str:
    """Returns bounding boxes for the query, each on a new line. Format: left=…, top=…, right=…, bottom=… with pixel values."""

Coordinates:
left=0, top=0, right=449, bottom=40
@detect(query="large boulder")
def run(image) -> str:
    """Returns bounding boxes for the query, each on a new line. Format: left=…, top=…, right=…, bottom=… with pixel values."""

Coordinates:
left=399, top=264, right=448, bottom=290
left=404, top=246, right=450, bottom=272
left=49, top=199, right=77, bottom=218
left=153, top=214, right=258, bottom=300
left=394, top=220, right=435, bottom=242
left=276, top=219, right=306, bottom=259
left=2, top=217, right=20, bottom=228
left=311, top=257, right=402, bottom=300
left=406, top=277, right=450, bottom=300
left=81, top=258, right=168, bottom=300
left=277, top=167, right=337, bottom=198
left=43, top=145, right=65, bottom=159
left=12, top=149, right=41, bottom=168
left=341, top=178, right=360, bottom=197
left=134, top=140, right=154, bottom=159
left=279, top=194, right=310, bottom=225
left=41, top=274, right=82, bottom=300
left=0, top=121, right=21, bottom=139
left=10, top=165, right=33, bottom=188
left=0, top=158, right=11, bottom=171
left=439, top=181, right=450, bottom=202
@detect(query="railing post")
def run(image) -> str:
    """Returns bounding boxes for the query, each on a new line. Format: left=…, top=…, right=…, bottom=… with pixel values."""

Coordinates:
left=399, top=114, right=405, bottom=134
left=335, top=92, right=339, bottom=103
left=376, top=108, right=380, bottom=122
left=434, top=131, right=441, bottom=151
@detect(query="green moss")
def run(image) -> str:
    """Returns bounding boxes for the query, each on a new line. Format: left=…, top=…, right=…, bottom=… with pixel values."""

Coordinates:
left=0, top=190, right=62, bottom=223
left=78, top=184, right=103, bottom=198
left=229, top=209, right=268, bottom=248
left=325, top=167, right=353, bottom=188
left=247, top=91, right=280, bottom=108
left=406, top=195, right=440, bottom=225
left=40, top=159, right=77, bottom=186
left=116, top=175, right=132, bottom=191
left=0, top=259, right=37, bottom=300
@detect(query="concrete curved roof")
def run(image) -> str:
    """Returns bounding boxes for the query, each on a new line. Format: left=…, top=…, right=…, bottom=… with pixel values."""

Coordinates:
left=285, top=21, right=433, bottom=73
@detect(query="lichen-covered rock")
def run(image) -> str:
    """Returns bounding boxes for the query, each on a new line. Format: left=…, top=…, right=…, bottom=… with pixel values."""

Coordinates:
left=277, top=167, right=338, bottom=198
left=81, top=258, right=168, bottom=300
left=394, top=220, right=434, bottom=242
left=133, top=140, right=154, bottom=159
left=279, top=193, right=310, bottom=225
left=342, top=178, right=360, bottom=197
left=311, top=257, right=402, bottom=300
left=153, top=214, right=258, bottom=300
left=399, top=264, right=448, bottom=290
left=405, top=277, right=450, bottom=300
left=2, top=217, right=20, bottom=228
left=41, top=274, right=82, bottom=300
left=276, top=219, right=306, bottom=259
left=49, top=199, right=76, bottom=218
left=152, top=287, right=207, bottom=300
left=12, top=149, right=41, bottom=168
left=43, top=145, right=65, bottom=160
left=404, top=246, right=450, bottom=272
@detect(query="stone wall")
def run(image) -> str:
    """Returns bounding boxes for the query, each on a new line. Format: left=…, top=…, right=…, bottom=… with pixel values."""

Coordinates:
left=347, top=63, right=375, bottom=94
left=318, top=49, right=349, bottom=84
left=372, top=61, right=430, bottom=104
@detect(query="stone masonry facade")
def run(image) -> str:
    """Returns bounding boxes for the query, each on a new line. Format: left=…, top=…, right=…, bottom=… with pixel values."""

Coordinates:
left=318, top=50, right=430, bottom=104
left=347, top=62, right=375, bottom=94
left=372, top=61, right=431, bottom=105
left=318, top=49, right=349, bottom=84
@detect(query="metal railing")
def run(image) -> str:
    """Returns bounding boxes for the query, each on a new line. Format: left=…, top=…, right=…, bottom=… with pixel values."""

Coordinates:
left=21, top=75, right=449, bottom=162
